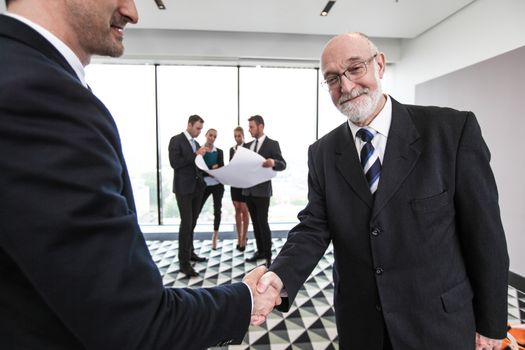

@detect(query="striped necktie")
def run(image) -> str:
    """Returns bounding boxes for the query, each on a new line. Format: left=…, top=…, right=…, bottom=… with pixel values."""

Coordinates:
left=253, top=139, right=259, bottom=153
left=190, top=138, right=197, bottom=152
left=356, top=128, right=381, bottom=194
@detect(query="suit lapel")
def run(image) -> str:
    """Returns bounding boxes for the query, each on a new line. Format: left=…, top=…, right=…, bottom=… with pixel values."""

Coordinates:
left=334, top=123, right=374, bottom=208
left=0, top=15, right=79, bottom=83
left=372, top=98, right=421, bottom=218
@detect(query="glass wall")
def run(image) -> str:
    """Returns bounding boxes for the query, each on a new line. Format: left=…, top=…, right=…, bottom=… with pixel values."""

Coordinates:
left=85, top=62, right=394, bottom=229
left=85, top=64, right=158, bottom=224
left=156, top=66, right=238, bottom=229
left=239, top=67, right=317, bottom=227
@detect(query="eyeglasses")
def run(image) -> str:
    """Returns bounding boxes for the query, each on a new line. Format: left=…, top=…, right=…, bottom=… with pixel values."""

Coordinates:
left=321, top=53, right=378, bottom=90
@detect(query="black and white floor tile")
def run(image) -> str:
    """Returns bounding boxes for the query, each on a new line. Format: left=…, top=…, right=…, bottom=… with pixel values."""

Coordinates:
left=146, top=238, right=525, bottom=349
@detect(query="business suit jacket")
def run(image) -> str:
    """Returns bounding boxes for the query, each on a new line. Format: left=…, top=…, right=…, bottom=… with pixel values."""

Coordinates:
left=169, top=133, right=205, bottom=195
left=242, top=137, right=286, bottom=197
left=0, top=15, right=250, bottom=350
left=270, top=97, right=509, bottom=349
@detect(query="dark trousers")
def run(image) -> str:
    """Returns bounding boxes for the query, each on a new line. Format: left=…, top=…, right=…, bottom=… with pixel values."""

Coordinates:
left=199, top=184, right=224, bottom=231
left=245, top=196, right=271, bottom=259
left=175, top=184, right=205, bottom=267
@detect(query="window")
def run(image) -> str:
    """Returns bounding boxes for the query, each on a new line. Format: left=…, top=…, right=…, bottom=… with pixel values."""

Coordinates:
left=239, top=67, right=318, bottom=227
left=85, top=64, right=158, bottom=224
left=156, top=65, right=238, bottom=228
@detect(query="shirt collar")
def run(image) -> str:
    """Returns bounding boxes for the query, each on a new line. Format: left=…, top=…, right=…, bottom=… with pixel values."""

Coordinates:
left=5, top=12, right=87, bottom=88
left=183, top=131, right=193, bottom=141
left=348, top=94, right=392, bottom=138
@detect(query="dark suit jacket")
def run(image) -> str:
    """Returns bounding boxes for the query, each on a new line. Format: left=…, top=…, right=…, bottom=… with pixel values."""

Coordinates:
left=168, top=132, right=205, bottom=195
left=0, top=15, right=250, bottom=350
left=242, top=137, right=286, bottom=197
left=270, top=97, right=509, bottom=349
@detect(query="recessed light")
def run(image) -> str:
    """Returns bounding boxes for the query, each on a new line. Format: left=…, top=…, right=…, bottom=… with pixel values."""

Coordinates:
left=320, top=1, right=336, bottom=16
left=154, top=0, right=166, bottom=10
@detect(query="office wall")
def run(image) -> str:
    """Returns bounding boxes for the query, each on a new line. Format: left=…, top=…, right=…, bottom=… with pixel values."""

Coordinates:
left=393, top=0, right=525, bottom=103
left=411, top=28, right=525, bottom=276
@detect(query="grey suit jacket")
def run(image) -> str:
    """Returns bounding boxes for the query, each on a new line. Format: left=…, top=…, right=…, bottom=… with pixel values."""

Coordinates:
left=270, top=97, right=509, bottom=350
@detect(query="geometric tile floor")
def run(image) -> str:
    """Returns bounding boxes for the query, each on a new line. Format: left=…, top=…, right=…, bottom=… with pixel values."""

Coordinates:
left=146, top=237, right=525, bottom=349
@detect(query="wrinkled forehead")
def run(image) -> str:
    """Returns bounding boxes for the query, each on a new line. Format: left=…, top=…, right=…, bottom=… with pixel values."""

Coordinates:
left=321, top=35, right=373, bottom=74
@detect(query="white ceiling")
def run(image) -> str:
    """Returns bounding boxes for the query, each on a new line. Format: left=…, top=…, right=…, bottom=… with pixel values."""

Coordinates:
left=0, top=0, right=476, bottom=39
left=133, top=0, right=476, bottom=38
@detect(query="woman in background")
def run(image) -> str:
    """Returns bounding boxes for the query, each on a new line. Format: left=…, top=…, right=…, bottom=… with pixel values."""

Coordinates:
left=200, top=128, right=224, bottom=250
left=229, top=126, right=250, bottom=251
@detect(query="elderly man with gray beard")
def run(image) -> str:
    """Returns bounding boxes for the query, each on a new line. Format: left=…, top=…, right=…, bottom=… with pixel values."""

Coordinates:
left=255, top=32, right=509, bottom=350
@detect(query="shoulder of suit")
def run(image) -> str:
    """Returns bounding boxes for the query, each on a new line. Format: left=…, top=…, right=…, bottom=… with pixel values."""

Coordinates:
left=403, top=103, right=472, bottom=125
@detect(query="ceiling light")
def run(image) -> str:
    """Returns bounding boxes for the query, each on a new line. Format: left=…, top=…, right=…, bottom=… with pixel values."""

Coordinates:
left=320, top=1, right=336, bottom=16
left=154, top=0, right=166, bottom=10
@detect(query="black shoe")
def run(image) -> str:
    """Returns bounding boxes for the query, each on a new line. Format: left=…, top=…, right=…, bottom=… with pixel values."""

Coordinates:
left=180, top=265, right=199, bottom=277
left=238, top=245, right=246, bottom=252
left=246, top=252, right=264, bottom=262
left=190, top=254, right=208, bottom=262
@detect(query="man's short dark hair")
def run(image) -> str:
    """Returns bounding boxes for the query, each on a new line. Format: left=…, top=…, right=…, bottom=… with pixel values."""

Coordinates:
left=248, top=115, right=264, bottom=126
left=188, top=114, right=204, bottom=125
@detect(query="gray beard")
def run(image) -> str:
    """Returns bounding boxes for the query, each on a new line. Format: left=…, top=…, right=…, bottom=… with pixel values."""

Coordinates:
left=337, top=86, right=383, bottom=124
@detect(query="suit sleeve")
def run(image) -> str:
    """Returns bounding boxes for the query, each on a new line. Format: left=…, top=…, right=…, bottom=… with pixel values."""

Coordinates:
left=168, top=135, right=196, bottom=170
left=454, top=113, right=509, bottom=339
left=270, top=140, right=286, bottom=171
left=270, top=144, right=331, bottom=311
left=218, top=148, right=224, bottom=167
left=0, top=72, right=251, bottom=349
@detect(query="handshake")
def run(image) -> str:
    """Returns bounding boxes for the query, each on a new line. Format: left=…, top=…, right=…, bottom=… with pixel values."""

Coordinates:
left=242, top=266, right=284, bottom=326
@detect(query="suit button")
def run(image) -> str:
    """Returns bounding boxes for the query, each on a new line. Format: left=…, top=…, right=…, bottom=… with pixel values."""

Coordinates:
left=371, top=228, right=381, bottom=236
left=375, top=267, right=384, bottom=275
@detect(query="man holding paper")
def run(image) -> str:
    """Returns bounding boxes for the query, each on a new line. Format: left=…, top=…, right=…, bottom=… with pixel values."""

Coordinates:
left=243, top=115, right=286, bottom=267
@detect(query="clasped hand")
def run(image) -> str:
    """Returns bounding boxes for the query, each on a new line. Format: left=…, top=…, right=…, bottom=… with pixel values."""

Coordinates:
left=242, top=266, right=284, bottom=326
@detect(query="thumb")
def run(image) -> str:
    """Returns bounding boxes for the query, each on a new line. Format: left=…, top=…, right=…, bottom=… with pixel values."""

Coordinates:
left=243, top=265, right=267, bottom=286
left=257, top=272, right=273, bottom=294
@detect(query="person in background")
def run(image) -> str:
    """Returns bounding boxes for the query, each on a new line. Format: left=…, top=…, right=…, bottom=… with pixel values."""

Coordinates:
left=199, top=128, right=225, bottom=250
left=0, top=0, right=281, bottom=348
left=257, top=32, right=509, bottom=350
left=169, top=115, right=209, bottom=277
left=229, top=126, right=250, bottom=251
left=243, top=115, right=286, bottom=267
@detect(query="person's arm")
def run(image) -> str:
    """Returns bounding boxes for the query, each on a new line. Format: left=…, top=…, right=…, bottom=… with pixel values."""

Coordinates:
left=454, top=112, right=509, bottom=341
left=168, top=135, right=197, bottom=170
left=0, top=72, right=252, bottom=349
left=218, top=148, right=224, bottom=168
left=268, top=143, right=331, bottom=311
left=270, top=140, right=286, bottom=171
left=262, top=140, right=287, bottom=170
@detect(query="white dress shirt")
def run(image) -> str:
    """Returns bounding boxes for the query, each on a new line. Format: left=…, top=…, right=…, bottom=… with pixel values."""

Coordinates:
left=348, top=94, right=392, bottom=164
left=251, top=134, right=266, bottom=153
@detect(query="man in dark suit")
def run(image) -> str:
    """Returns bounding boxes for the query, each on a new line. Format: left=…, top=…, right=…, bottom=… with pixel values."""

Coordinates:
left=257, top=33, right=509, bottom=349
left=243, top=115, right=286, bottom=267
left=0, top=1, right=280, bottom=348
left=168, top=115, right=209, bottom=277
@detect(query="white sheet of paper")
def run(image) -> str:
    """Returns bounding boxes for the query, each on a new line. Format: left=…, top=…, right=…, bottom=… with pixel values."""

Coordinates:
left=195, top=147, right=276, bottom=188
